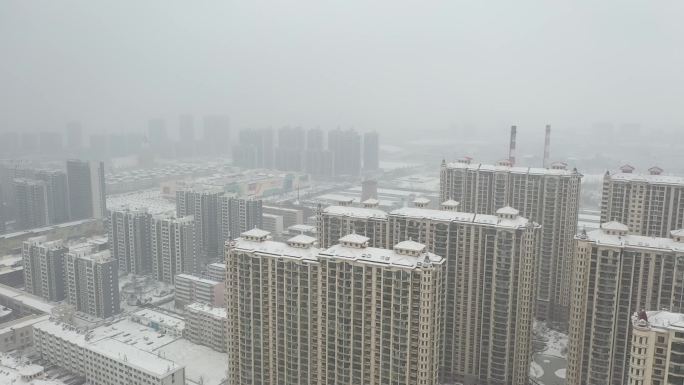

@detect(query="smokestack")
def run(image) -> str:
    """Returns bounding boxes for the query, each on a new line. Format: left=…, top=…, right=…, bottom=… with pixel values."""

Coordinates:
left=508, top=125, right=517, bottom=166
left=543, top=124, right=551, bottom=168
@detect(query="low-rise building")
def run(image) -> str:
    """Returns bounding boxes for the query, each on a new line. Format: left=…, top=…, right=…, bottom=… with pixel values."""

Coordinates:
left=185, top=302, right=226, bottom=352
left=174, top=274, right=223, bottom=308
left=205, top=263, right=226, bottom=282
left=0, top=314, right=49, bottom=352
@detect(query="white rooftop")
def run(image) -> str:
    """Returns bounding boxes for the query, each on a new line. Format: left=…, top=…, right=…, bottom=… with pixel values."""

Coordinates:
left=287, top=234, right=317, bottom=245
left=320, top=243, right=443, bottom=269
left=497, top=206, right=520, bottom=216
left=634, top=310, right=684, bottom=331
left=413, top=197, right=430, bottom=204
left=441, top=199, right=460, bottom=207
left=186, top=302, right=227, bottom=318
left=156, top=339, right=226, bottom=385
left=445, top=161, right=579, bottom=176
left=389, top=207, right=531, bottom=229
left=339, top=233, right=370, bottom=245
left=288, top=224, right=316, bottom=232
left=132, top=308, right=186, bottom=331
left=609, top=171, right=684, bottom=186
left=175, top=274, right=222, bottom=286
left=241, top=228, right=271, bottom=238
left=601, top=221, right=629, bottom=232
left=323, top=205, right=388, bottom=220
left=394, top=240, right=426, bottom=252
left=233, top=237, right=320, bottom=262
left=580, top=228, right=684, bottom=252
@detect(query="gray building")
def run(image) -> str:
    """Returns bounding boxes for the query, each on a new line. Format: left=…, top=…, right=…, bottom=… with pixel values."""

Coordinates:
left=176, top=188, right=223, bottom=265
left=66, top=159, right=106, bottom=220
left=65, top=244, right=120, bottom=318
left=14, top=178, right=49, bottom=230
left=440, top=159, right=582, bottom=328
left=151, top=214, right=197, bottom=282
left=108, top=207, right=153, bottom=275
left=22, top=236, right=67, bottom=302
left=220, top=196, right=263, bottom=244
left=328, top=128, right=361, bottom=176
left=35, top=170, right=70, bottom=225
left=601, top=165, right=684, bottom=237
left=362, top=131, right=379, bottom=171
left=317, top=204, right=389, bottom=249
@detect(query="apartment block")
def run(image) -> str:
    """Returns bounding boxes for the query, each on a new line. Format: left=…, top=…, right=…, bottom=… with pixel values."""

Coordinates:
left=317, top=204, right=389, bottom=249
left=176, top=188, right=222, bottom=264
left=225, top=229, right=445, bottom=385
left=65, top=244, right=120, bottom=318
left=108, top=207, right=153, bottom=274
left=601, top=165, right=684, bottom=237
left=568, top=224, right=684, bottom=385
left=440, top=159, right=581, bottom=327
left=219, top=196, right=263, bottom=244
left=174, top=273, right=223, bottom=308
left=185, top=302, right=227, bottom=352
left=205, top=262, right=226, bottom=282
left=22, top=236, right=67, bottom=302
left=151, top=214, right=197, bottom=282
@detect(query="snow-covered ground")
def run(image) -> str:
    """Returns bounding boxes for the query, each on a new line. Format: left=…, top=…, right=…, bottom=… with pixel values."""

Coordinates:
left=534, top=321, right=568, bottom=357
left=529, top=361, right=544, bottom=379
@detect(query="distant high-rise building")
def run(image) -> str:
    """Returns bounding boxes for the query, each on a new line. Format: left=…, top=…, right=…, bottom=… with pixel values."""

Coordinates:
left=388, top=206, right=541, bottom=385
left=176, top=189, right=223, bottom=265
left=88, top=134, right=109, bottom=157
left=261, top=213, right=284, bottom=236
left=262, top=205, right=304, bottom=229
left=39, top=132, right=63, bottom=156
left=317, top=205, right=389, bottom=248
left=65, top=121, right=83, bottom=151
left=225, top=229, right=445, bottom=385
left=567, top=223, right=684, bottom=385
left=275, top=127, right=305, bottom=171
left=150, top=214, right=197, bottom=282
left=628, top=310, right=684, bottom=385
left=304, top=149, right=334, bottom=178
left=306, top=128, right=324, bottom=149
left=203, top=115, right=231, bottom=155
left=328, top=128, right=361, bottom=176
left=108, top=208, right=153, bottom=275
left=601, top=166, right=684, bottom=237
left=147, top=119, right=168, bottom=154
left=178, top=114, right=195, bottom=157
left=20, top=132, right=38, bottom=154
left=65, top=244, right=120, bottom=318
left=14, top=178, right=49, bottom=230
left=440, top=159, right=581, bottom=327
left=233, top=128, right=275, bottom=169
left=22, top=237, right=67, bottom=302
left=362, top=131, right=379, bottom=171
left=219, top=196, right=263, bottom=245
left=66, top=160, right=106, bottom=220
left=35, top=170, right=69, bottom=225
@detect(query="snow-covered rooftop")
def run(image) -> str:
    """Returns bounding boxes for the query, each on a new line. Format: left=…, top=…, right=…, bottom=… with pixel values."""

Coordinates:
left=287, top=234, right=317, bottom=246
left=609, top=172, right=684, bottom=186
left=132, top=308, right=186, bottom=331
left=580, top=228, right=684, bottom=252
left=445, top=162, right=579, bottom=176
left=156, top=339, right=226, bottom=385
left=175, top=274, right=222, bottom=286
left=241, top=228, right=271, bottom=238
left=186, top=302, right=227, bottom=318
left=323, top=205, right=388, bottom=220
left=497, top=206, right=520, bottom=216
left=634, top=310, right=684, bottom=331
left=601, top=221, right=629, bottom=232
left=339, top=233, right=371, bottom=245
left=394, top=240, right=426, bottom=253
left=389, top=207, right=531, bottom=229
left=232, top=237, right=320, bottom=262
left=320, top=242, right=443, bottom=269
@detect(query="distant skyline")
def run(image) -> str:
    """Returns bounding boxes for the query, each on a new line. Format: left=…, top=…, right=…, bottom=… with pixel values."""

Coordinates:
left=2, top=1, right=684, bottom=135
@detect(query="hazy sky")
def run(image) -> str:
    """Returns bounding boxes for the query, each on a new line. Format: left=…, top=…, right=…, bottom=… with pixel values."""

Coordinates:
left=1, top=0, right=683, bottom=135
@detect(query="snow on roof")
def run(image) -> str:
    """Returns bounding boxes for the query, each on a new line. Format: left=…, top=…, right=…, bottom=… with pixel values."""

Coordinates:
left=601, top=221, right=629, bottom=232
left=362, top=198, right=379, bottom=204
left=389, top=207, right=531, bottom=229
left=132, top=308, right=186, bottom=331
left=635, top=310, right=684, bottom=331
left=580, top=228, right=684, bottom=252
left=320, top=243, right=443, bottom=269
left=89, top=338, right=181, bottom=377
left=322, top=205, right=388, bottom=220
left=232, top=238, right=320, bottom=262
left=671, top=229, right=684, bottom=238
left=186, top=302, right=227, bottom=319
left=339, top=233, right=370, bottom=245
left=241, top=228, right=271, bottom=238
left=445, top=161, right=579, bottom=176
left=175, top=274, right=222, bottom=286
left=288, top=224, right=316, bottom=232
left=441, top=199, right=460, bottom=207
left=0, top=283, right=55, bottom=313
left=609, top=172, right=684, bottom=186
left=394, top=240, right=426, bottom=252
left=496, top=206, right=519, bottom=216
left=413, top=197, right=430, bottom=204
left=287, top=234, right=316, bottom=245
left=156, top=339, right=226, bottom=385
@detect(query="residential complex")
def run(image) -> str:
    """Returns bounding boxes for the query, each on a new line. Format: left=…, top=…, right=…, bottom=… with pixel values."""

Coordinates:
left=219, top=196, right=263, bottom=244
left=225, top=229, right=445, bottom=385
left=65, top=244, right=120, bottom=318
left=151, top=214, right=197, bottom=281
left=176, top=188, right=222, bottom=264
left=567, top=223, right=684, bottom=385
left=439, top=159, right=581, bottom=327
left=108, top=207, right=153, bottom=274
left=185, top=302, right=227, bottom=352
left=13, top=178, right=49, bottom=230
left=22, top=236, right=67, bottom=302
left=601, top=165, right=684, bottom=237
left=629, top=310, right=684, bottom=385
left=174, top=273, right=224, bottom=308
left=317, top=204, right=389, bottom=248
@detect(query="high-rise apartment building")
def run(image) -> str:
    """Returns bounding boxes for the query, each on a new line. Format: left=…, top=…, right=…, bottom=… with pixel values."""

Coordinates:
left=178, top=114, right=195, bottom=157
left=65, top=121, right=83, bottom=151
left=629, top=310, right=684, bottom=385
left=35, top=170, right=70, bottom=225
left=601, top=166, right=684, bottom=237
left=65, top=244, right=120, bottom=318
left=567, top=223, right=684, bottom=385
left=328, top=128, right=361, bottom=176
left=203, top=114, right=231, bottom=155
left=176, top=188, right=222, bottom=264
left=317, top=204, right=389, bottom=249
left=14, top=178, right=49, bottom=230
left=225, top=229, right=445, bottom=385
left=150, top=214, right=197, bottom=282
left=66, top=159, right=106, bottom=220
left=440, top=159, right=581, bottom=327
left=362, top=131, right=379, bottom=171
left=219, top=196, right=263, bottom=245
left=22, top=237, right=67, bottom=302
left=275, top=127, right=306, bottom=171
left=388, top=205, right=541, bottom=385
left=108, top=207, right=153, bottom=275
left=147, top=118, right=168, bottom=154
left=233, top=128, right=275, bottom=169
